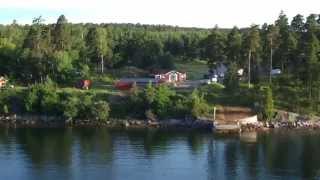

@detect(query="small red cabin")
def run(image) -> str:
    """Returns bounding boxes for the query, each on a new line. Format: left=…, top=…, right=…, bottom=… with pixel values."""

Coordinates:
left=154, top=71, right=186, bottom=83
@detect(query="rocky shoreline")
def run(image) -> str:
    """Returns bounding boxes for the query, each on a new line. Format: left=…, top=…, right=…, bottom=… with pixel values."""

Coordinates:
left=1, top=110, right=320, bottom=132
left=0, top=114, right=214, bottom=130
left=240, top=110, right=320, bottom=132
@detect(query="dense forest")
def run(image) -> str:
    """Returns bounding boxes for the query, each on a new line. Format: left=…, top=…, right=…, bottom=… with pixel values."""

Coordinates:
left=1, top=12, right=320, bottom=115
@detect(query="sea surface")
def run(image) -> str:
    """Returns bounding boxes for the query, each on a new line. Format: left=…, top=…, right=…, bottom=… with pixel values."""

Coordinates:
left=0, top=128, right=319, bottom=180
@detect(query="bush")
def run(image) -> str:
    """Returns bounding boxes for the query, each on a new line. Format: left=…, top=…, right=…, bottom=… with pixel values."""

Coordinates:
left=190, top=89, right=212, bottom=119
left=91, top=101, right=110, bottom=122
left=62, top=95, right=79, bottom=119
left=152, top=85, right=175, bottom=119
left=263, top=86, right=274, bottom=121
left=224, top=62, right=239, bottom=92
left=127, top=84, right=189, bottom=119
left=0, top=89, right=13, bottom=114
left=24, top=79, right=60, bottom=114
left=77, top=92, right=95, bottom=119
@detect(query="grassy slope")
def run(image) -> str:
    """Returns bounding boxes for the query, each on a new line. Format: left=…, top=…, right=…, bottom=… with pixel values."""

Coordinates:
left=175, top=60, right=209, bottom=80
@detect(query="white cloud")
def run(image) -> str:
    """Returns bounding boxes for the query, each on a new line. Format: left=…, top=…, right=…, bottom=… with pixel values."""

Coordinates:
left=1, top=0, right=319, bottom=28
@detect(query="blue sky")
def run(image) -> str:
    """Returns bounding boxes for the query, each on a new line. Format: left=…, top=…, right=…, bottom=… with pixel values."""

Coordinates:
left=1, top=0, right=319, bottom=28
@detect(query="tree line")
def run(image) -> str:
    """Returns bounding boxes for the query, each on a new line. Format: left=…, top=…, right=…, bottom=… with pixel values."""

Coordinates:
left=0, top=12, right=319, bottom=83
left=0, top=12, right=320, bottom=114
left=0, top=15, right=210, bottom=84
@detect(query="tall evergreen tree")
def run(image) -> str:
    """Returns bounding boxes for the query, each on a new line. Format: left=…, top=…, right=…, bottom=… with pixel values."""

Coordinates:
left=291, top=14, right=305, bottom=33
left=202, top=28, right=226, bottom=69
left=266, top=25, right=280, bottom=83
left=53, top=15, right=71, bottom=51
left=275, top=11, right=290, bottom=72
left=244, top=25, right=261, bottom=87
left=226, top=27, right=242, bottom=65
left=304, top=31, right=320, bottom=102
left=21, top=17, right=52, bottom=82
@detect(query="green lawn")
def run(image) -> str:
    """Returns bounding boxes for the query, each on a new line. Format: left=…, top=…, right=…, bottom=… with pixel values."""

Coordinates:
left=175, top=60, right=208, bottom=80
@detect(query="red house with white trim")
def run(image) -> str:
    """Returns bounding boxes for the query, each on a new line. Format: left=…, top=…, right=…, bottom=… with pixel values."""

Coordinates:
left=154, top=71, right=186, bottom=83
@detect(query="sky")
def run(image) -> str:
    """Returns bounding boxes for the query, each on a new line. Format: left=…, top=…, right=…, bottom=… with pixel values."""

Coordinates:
left=0, top=0, right=319, bottom=28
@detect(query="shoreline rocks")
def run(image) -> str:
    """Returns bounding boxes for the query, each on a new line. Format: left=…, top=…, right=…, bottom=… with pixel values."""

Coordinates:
left=1, top=110, right=320, bottom=133
left=0, top=114, right=214, bottom=130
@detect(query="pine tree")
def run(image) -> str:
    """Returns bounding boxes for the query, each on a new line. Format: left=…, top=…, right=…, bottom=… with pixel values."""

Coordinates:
left=202, top=28, right=226, bottom=69
left=244, top=25, right=261, bottom=87
left=226, top=27, right=242, bottom=65
left=53, top=15, right=71, bottom=51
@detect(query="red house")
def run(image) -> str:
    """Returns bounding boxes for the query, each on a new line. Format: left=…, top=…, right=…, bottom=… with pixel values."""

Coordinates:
left=154, top=71, right=186, bottom=83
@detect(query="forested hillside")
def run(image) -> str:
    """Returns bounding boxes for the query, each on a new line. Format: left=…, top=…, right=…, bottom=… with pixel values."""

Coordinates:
left=1, top=12, right=320, bottom=114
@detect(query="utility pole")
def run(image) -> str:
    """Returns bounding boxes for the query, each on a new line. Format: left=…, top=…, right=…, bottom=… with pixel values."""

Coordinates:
left=269, top=38, right=273, bottom=84
left=248, top=50, right=251, bottom=88
left=101, top=54, right=104, bottom=74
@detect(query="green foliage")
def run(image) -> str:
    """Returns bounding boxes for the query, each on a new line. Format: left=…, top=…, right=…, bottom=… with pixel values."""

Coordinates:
left=190, top=89, right=212, bottom=118
left=152, top=85, right=175, bottom=118
left=0, top=89, right=16, bottom=114
left=53, top=15, right=71, bottom=51
left=126, top=84, right=192, bottom=119
left=224, top=62, right=239, bottom=92
left=91, top=100, right=110, bottom=122
left=202, top=28, right=226, bottom=68
left=1, top=12, right=320, bottom=116
left=2, top=105, right=9, bottom=114
left=145, top=82, right=156, bottom=106
left=62, top=95, right=79, bottom=119
left=24, top=78, right=60, bottom=114
left=51, top=50, right=74, bottom=83
left=86, top=27, right=112, bottom=73
left=61, top=91, right=110, bottom=121
left=226, top=27, right=242, bottom=64
left=263, top=86, right=274, bottom=121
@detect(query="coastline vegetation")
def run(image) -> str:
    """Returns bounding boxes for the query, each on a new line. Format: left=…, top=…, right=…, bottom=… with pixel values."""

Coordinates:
left=0, top=12, right=320, bottom=121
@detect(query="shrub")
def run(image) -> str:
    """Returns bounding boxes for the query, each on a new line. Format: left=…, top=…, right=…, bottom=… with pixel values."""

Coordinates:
left=77, top=92, right=95, bottom=119
left=91, top=101, right=110, bottom=122
left=62, top=95, right=79, bottom=119
left=0, top=89, right=14, bottom=114
left=263, top=86, right=274, bottom=121
left=190, top=89, right=212, bottom=119
left=224, top=62, right=239, bottom=92
left=24, top=79, right=60, bottom=114
left=152, top=85, right=175, bottom=119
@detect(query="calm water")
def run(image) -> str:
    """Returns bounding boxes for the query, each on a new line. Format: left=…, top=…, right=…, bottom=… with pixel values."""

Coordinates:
left=0, top=128, right=319, bottom=180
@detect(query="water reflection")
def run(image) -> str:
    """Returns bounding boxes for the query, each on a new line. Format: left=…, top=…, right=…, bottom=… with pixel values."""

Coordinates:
left=0, top=128, right=318, bottom=179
